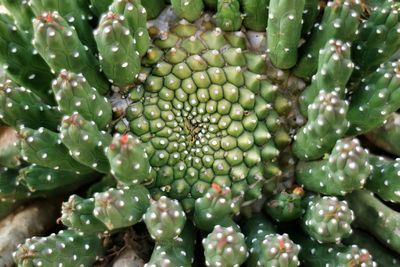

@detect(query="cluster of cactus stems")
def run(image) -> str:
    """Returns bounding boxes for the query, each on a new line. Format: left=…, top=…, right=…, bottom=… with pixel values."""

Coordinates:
left=0, top=0, right=398, bottom=266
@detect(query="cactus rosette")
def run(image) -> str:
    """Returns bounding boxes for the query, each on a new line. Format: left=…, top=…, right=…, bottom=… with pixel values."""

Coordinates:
left=0, top=0, right=398, bottom=266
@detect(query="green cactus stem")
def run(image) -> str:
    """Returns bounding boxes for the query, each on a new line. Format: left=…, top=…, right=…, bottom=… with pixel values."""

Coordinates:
left=105, top=133, right=153, bottom=185
left=343, top=230, right=400, bottom=267
left=290, top=230, right=376, bottom=267
left=109, top=0, right=150, bottom=57
left=145, top=222, right=196, bottom=267
left=366, top=155, right=400, bottom=203
left=0, top=78, right=61, bottom=131
left=89, top=0, right=113, bottom=17
left=93, top=185, right=151, bottom=230
left=365, top=113, right=400, bottom=156
left=143, top=196, right=186, bottom=242
left=13, top=229, right=104, bottom=267
left=298, top=40, right=354, bottom=115
left=141, top=0, right=166, bottom=19
left=301, top=0, right=320, bottom=36
left=94, top=12, right=142, bottom=87
left=203, top=225, right=248, bottom=267
left=52, top=70, right=112, bottom=130
left=215, top=0, right=243, bottom=32
left=350, top=1, right=400, bottom=84
left=240, top=0, right=269, bottom=32
left=0, top=0, right=34, bottom=31
left=0, top=15, right=55, bottom=104
left=347, top=60, right=400, bottom=135
left=243, top=214, right=300, bottom=267
left=20, top=127, right=93, bottom=174
left=29, top=0, right=97, bottom=51
left=293, top=91, right=349, bottom=160
left=264, top=186, right=304, bottom=222
left=60, top=113, right=112, bottom=173
left=193, top=183, right=238, bottom=232
left=267, top=0, right=305, bottom=69
left=296, top=138, right=371, bottom=195
left=346, top=190, right=400, bottom=254
left=302, top=195, right=354, bottom=243
left=33, top=11, right=109, bottom=94
left=171, top=0, right=204, bottom=22
left=61, top=195, right=108, bottom=234
left=293, top=0, right=362, bottom=78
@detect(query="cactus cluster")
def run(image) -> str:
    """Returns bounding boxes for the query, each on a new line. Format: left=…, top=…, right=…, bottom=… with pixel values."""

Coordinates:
left=0, top=0, right=399, bottom=266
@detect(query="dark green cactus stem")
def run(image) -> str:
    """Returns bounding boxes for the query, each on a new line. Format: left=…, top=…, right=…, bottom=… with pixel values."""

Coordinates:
left=298, top=40, right=354, bottom=116
left=141, top=0, right=166, bottom=19
left=105, top=133, right=153, bottom=185
left=215, top=0, right=243, bottom=32
left=290, top=230, right=376, bottom=267
left=52, top=70, right=112, bottom=130
left=93, top=185, right=151, bottom=230
left=239, top=0, right=269, bottom=32
left=13, top=229, right=104, bottom=267
left=0, top=167, right=32, bottom=201
left=366, top=155, right=400, bottom=203
left=109, top=0, right=150, bottom=57
left=203, top=225, right=248, bottom=267
left=89, top=0, right=113, bottom=17
left=0, top=0, right=34, bottom=31
left=20, top=127, right=93, bottom=174
left=29, top=0, right=97, bottom=51
left=0, top=126, right=21, bottom=168
left=60, top=113, right=112, bottom=173
left=264, top=186, right=304, bottom=222
left=0, top=15, right=55, bottom=104
left=347, top=60, right=400, bottom=135
left=301, top=0, right=320, bottom=35
left=0, top=78, right=61, bottom=131
left=17, top=165, right=96, bottom=193
left=296, top=138, right=371, bottom=195
left=243, top=214, right=300, bottom=267
left=143, top=196, right=186, bottom=241
left=267, top=0, right=305, bottom=69
left=94, top=12, right=142, bottom=87
left=344, top=230, right=400, bottom=267
left=33, top=11, right=109, bottom=94
left=145, top=222, right=196, bottom=267
left=193, top=183, right=238, bottom=232
left=61, top=195, right=108, bottom=233
left=350, top=1, right=400, bottom=84
left=346, top=190, right=400, bottom=254
left=171, top=0, right=204, bottom=22
left=293, top=0, right=362, bottom=78
left=302, top=195, right=354, bottom=243
left=366, top=113, right=400, bottom=156
left=86, top=174, right=117, bottom=197
left=294, top=91, right=350, bottom=160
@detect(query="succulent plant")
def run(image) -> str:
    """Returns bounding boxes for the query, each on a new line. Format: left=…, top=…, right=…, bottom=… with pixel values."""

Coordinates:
left=1, top=0, right=400, bottom=266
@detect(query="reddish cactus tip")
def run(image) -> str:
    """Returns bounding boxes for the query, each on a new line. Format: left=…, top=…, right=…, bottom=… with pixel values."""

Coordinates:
left=211, top=183, right=222, bottom=193
left=292, top=186, right=305, bottom=197
left=120, top=134, right=130, bottom=144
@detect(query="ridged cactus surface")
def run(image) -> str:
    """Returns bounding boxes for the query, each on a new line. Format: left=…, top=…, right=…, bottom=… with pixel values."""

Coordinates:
left=0, top=0, right=398, bottom=266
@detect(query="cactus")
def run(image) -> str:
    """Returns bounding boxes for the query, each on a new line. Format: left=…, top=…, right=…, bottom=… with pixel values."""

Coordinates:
left=215, top=0, right=242, bottom=31
left=264, top=186, right=304, bottom=222
left=240, top=0, right=269, bottom=32
left=296, top=138, right=371, bottom=195
left=346, top=190, right=400, bottom=253
left=298, top=40, right=353, bottom=115
left=0, top=0, right=34, bottom=31
left=13, top=229, right=104, bottom=267
left=171, top=0, right=204, bottom=22
left=347, top=60, right=400, bottom=135
left=293, top=0, right=362, bottom=78
left=105, top=133, right=153, bottom=185
left=366, top=113, right=400, bottom=156
left=302, top=195, right=354, bottom=243
left=243, top=214, right=300, bottom=267
left=293, top=91, right=349, bottom=160
left=141, top=0, right=166, bottom=19
left=203, top=225, right=248, bottom=267
left=267, top=0, right=305, bottom=69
